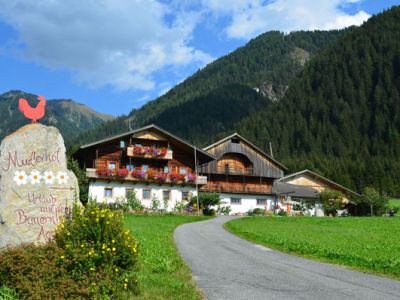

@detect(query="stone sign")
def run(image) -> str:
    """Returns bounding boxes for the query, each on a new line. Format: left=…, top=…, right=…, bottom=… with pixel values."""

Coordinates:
left=0, top=124, right=79, bottom=248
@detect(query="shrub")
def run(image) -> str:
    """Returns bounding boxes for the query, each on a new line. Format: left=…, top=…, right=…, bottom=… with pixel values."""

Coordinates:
left=320, top=189, right=345, bottom=217
left=203, top=207, right=216, bottom=216
left=218, top=205, right=232, bottom=215
left=277, top=209, right=288, bottom=216
left=0, top=242, right=89, bottom=299
left=54, top=201, right=139, bottom=298
left=355, top=187, right=389, bottom=216
left=0, top=285, right=18, bottom=300
left=126, top=191, right=144, bottom=212
left=190, top=192, right=220, bottom=215
left=151, top=196, right=161, bottom=212
left=253, top=208, right=265, bottom=215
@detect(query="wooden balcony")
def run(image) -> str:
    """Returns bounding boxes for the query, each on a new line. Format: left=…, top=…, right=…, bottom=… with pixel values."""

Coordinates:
left=201, top=182, right=272, bottom=194
left=86, top=168, right=207, bottom=186
left=216, top=167, right=254, bottom=176
left=126, top=146, right=173, bottom=160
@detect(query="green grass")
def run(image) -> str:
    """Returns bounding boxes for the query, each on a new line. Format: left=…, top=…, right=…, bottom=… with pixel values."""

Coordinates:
left=225, top=217, right=400, bottom=279
left=124, top=215, right=210, bottom=299
left=389, top=199, right=400, bottom=209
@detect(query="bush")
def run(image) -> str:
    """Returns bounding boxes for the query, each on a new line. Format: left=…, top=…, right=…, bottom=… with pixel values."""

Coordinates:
left=253, top=208, right=265, bottom=215
left=54, top=201, right=139, bottom=298
left=320, top=189, right=345, bottom=217
left=277, top=209, right=288, bottom=216
left=203, top=207, right=216, bottom=216
left=218, top=205, right=232, bottom=215
left=0, top=285, right=18, bottom=300
left=0, top=242, right=88, bottom=299
left=0, top=201, right=139, bottom=299
left=190, top=192, right=220, bottom=215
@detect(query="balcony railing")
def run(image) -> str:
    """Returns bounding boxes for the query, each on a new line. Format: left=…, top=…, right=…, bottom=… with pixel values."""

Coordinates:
left=126, top=146, right=173, bottom=159
left=86, top=168, right=207, bottom=185
left=215, top=167, right=254, bottom=176
left=201, top=182, right=271, bottom=194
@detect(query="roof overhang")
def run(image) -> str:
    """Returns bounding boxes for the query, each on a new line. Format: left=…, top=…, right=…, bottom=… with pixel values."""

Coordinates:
left=77, top=124, right=215, bottom=164
left=203, top=133, right=288, bottom=171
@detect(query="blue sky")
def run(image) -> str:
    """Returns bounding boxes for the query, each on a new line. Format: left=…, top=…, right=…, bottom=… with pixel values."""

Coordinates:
left=0, top=0, right=398, bottom=116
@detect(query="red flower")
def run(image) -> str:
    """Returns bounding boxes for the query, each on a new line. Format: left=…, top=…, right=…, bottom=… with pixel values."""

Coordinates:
left=169, top=173, right=184, bottom=182
left=117, top=168, right=129, bottom=177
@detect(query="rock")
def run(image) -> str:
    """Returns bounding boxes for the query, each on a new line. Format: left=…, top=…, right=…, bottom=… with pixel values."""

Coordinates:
left=0, top=124, right=79, bottom=248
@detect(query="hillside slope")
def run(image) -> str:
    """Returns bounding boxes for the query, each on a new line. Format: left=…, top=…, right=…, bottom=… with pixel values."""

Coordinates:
left=0, top=90, right=114, bottom=144
left=74, top=29, right=348, bottom=145
left=236, top=6, right=400, bottom=194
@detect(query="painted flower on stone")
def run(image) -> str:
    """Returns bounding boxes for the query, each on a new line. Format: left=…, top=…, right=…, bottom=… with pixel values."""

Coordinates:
left=13, top=171, right=28, bottom=186
left=56, top=171, right=69, bottom=184
left=29, top=170, right=42, bottom=185
left=43, top=171, right=55, bottom=184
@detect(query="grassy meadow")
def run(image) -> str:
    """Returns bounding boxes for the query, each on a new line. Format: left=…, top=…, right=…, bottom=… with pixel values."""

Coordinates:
left=225, top=217, right=400, bottom=279
left=124, top=215, right=210, bottom=299
left=389, top=199, right=400, bottom=209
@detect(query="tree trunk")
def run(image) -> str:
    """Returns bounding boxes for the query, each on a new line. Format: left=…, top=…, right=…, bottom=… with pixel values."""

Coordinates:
left=370, top=204, right=373, bottom=216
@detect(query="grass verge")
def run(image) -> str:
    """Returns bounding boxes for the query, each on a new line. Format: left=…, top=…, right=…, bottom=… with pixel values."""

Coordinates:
left=124, top=215, right=210, bottom=299
left=225, top=217, right=400, bottom=279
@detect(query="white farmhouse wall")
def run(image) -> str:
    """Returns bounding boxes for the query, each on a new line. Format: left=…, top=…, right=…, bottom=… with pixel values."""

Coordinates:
left=88, top=180, right=197, bottom=211
left=218, top=193, right=275, bottom=215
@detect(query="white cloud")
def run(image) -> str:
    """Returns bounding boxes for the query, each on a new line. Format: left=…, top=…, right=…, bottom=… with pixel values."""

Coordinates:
left=201, top=0, right=370, bottom=38
left=0, top=0, right=212, bottom=90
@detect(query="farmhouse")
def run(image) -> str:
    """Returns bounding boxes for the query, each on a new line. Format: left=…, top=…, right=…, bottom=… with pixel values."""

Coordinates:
left=74, top=125, right=358, bottom=215
left=74, top=125, right=214, bottom=210
left=199, top=133, right=287, bottom=214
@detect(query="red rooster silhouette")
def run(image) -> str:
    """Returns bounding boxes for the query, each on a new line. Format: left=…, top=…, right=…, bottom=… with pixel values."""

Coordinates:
left=18, top=95, right=46, bottom=123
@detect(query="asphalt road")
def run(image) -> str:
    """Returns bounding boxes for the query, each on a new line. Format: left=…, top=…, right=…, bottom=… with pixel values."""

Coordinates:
left=174, top=216, right=400, bottom=300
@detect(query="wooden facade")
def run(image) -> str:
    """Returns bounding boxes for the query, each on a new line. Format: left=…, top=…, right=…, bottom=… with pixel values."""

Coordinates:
left=200, top=133, right=286, bottom=195
left=74, top=125, right=214, bottom=185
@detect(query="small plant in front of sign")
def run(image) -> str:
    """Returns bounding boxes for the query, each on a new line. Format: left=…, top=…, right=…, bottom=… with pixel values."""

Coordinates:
left=54, top=200, right=139, bottom=298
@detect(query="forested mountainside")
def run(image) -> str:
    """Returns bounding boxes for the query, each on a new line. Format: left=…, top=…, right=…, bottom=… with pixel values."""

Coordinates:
left=74, top=6, right=400, bottom=195
left=0, top=90, right=114, bottom=144
left=237, top=6, right=400, bottom=194
left=74, top=29, right=348, bottom=145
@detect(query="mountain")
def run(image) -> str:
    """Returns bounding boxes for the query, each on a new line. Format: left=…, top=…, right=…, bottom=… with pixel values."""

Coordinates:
left=236, top=6, right=400, bottom=195
left=74, top=29, right=348, bottom=146
left=75, top=6, right=400, bottom=195
left=0, top=90, right=114, bottom=144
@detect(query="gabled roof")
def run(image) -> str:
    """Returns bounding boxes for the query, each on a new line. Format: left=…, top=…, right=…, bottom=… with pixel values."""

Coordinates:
left=79, top=124, right=215, bottom=162
left=203, top=133, right=287, bottom=171
left=279, top=169, right=360, bottom=197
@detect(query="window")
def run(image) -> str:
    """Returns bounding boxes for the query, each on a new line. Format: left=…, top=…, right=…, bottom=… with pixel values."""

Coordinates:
left=126, top=164, right=134, bottom=171
left=104, top=188, right=113, bottom=198
left=231, top=198, right=241, bottom=205
left=182, top=191, right=189, bottom=201
left=179, top=167, right=187, bottom=175
left=108, top=161, right=116, bottom=170
left=257, top=199, right=266, bottom=205
left=163, top=190, right=171, bottom=201
left=142, top=189, right=151, bottom=200
left=126, top=188, right=134, bottom=198
left=224, top=164, right=230, bottom=174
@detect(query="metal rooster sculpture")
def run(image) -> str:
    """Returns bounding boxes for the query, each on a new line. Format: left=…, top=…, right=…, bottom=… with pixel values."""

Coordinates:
left=18, top=95, right=46, bottom=123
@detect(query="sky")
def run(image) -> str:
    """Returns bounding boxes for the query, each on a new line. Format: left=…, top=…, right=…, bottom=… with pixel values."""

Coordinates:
left=0, top=0, right=398, bottom=116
